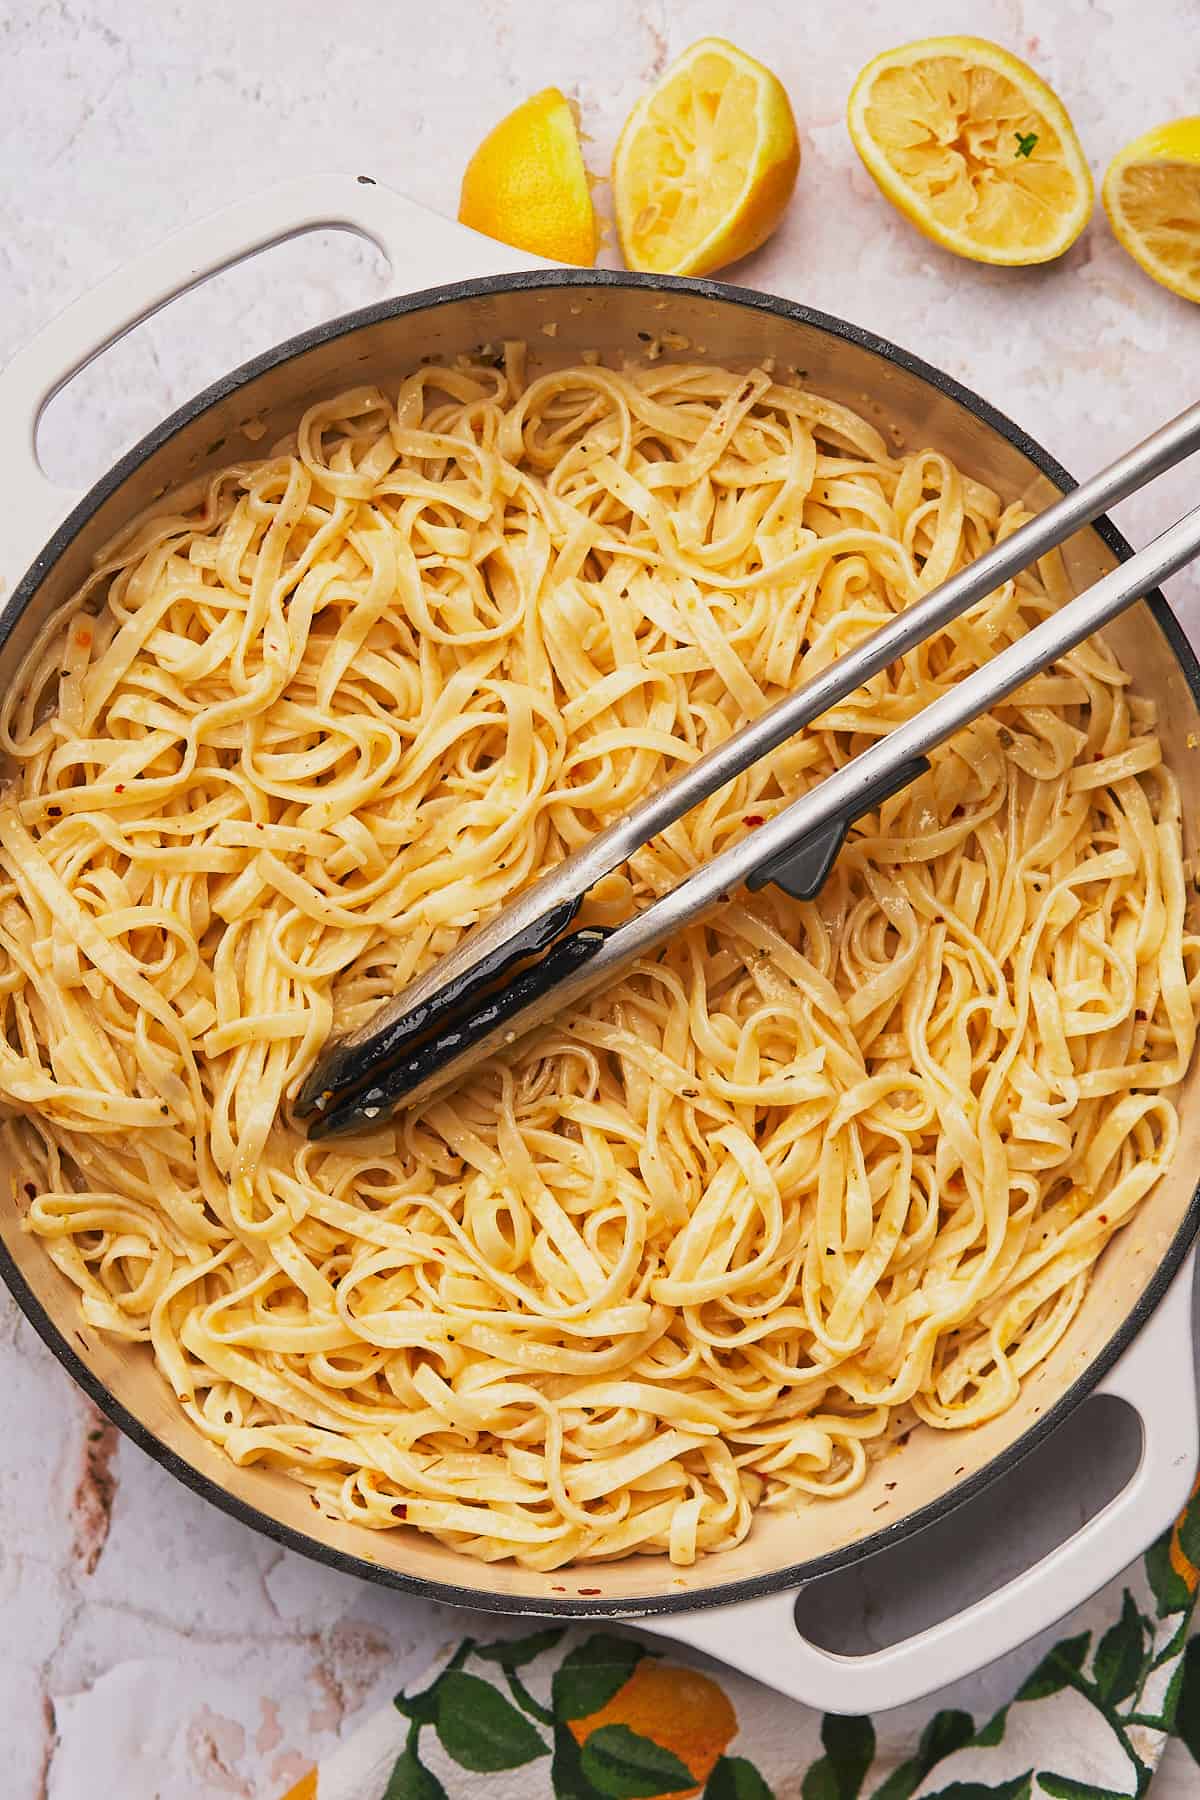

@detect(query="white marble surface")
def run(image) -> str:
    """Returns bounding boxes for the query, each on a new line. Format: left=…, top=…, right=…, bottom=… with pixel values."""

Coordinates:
left=2, top=1, right=1199, bottom=1794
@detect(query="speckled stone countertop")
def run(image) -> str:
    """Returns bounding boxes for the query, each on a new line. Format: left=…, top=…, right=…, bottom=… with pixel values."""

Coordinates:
left=1, top=1, right=1198, bottom=1793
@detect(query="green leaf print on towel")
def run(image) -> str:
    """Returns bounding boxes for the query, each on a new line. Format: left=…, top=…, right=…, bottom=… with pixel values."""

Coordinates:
left=578, top=1723, right=696, bottom=1797
left=704, top=1754, right=775, bottom=1798
left=434, top=1669, right=550, bottom=1772
left=553, top=1636, right=650, bottom=1723
left=871, top=1709, right=977, bottom=1799
left=381, top=1747, right=449, bottom=1800
left=801, top=1713, right=876, bottom=1800
left=1093, top=1594, right=1147, bottom=1707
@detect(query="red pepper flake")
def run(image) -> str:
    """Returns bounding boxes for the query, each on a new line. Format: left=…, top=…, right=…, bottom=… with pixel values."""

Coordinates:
left=743, top=814, right=765, bottom=827
left=1098, top=1214, right=1108, bottom=1224
left=551, top=1585, right=566, bottom=1592
left=578, top=1587, right=601, bottom=1595
left=391, top=1502, right=407, bottom=1519
left=75, top=630, right=92, bottom=648
left=115, top=784, right=125, bottom=793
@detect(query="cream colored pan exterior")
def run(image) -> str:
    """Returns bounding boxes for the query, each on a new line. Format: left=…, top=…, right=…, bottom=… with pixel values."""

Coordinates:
left=0, top=180, right=1196, bottom=1712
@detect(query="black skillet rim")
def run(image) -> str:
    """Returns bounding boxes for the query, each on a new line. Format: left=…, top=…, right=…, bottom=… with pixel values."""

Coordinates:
left=2, top=265, right=1198, bottom=1619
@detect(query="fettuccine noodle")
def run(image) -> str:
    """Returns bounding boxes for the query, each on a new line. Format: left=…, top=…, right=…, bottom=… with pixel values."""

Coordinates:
left=3, top=350, right=1196, bottom=1569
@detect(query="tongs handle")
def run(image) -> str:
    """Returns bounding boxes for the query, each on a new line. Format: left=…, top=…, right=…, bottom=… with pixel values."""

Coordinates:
left=302, top=399, right=1200, bottom=1089
left=308, top=494, right=1200, bottom=1133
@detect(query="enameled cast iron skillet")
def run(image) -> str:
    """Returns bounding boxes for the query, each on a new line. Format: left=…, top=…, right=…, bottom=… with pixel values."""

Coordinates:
left=1, top=177, right=1196, bottom=1712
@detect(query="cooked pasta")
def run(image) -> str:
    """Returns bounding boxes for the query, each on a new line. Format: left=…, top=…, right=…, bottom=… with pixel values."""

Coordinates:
left=3, top=350, right=1196, bottom=1569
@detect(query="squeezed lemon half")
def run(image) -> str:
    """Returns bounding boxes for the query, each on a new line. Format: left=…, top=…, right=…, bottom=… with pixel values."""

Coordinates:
left=612, top=37, right=800, bottom=276
left=1103, top=118, right=1200, bottom=303
left=848, top=35, right=1093, bottom=265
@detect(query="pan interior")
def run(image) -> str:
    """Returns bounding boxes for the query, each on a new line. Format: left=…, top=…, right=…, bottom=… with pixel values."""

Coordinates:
left=3, top=275, right=1198, bottom=1611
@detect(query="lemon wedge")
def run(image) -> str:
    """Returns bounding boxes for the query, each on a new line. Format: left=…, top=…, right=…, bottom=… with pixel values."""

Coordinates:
left=848, top=36, right=1093, bottom=264
left=1103, top=118, right=1200, bottom=303
left=459, top=87, right=597, bottom=266
left=612, top=37, right=800, bottom=276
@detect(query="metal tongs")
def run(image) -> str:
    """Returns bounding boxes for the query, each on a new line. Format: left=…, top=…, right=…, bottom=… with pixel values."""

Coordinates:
left=296, top=402, right=1200, bottom=1138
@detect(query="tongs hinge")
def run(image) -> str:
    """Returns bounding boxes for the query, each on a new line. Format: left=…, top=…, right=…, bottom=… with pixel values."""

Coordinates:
left=296, top=395, right=1200, bottom=1134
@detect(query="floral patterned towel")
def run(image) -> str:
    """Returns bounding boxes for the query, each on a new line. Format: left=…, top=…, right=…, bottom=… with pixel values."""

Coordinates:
left=279, top=1482, right=1200, bottom=1800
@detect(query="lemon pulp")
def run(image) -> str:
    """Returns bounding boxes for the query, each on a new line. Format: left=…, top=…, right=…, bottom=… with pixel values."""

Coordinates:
left=613, top=37, right=799, bottom=276
left=848, top=36, right=1092, bottom=265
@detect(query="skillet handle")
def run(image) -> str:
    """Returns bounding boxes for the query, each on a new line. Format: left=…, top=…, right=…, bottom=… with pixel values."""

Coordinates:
left=643, top=1245, right=1197, bottom=1714
left=0, top=174, right=549, bottom=592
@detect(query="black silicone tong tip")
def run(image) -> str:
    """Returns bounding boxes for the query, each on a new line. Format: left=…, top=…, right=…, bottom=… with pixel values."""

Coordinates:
left=297, top=756, right=930, bottom=1136
left=294, top=894, right=585, bottom=1124
left=306, top=926, right=612, bottom=1138
left=748, top=755, right=931, bottom=901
